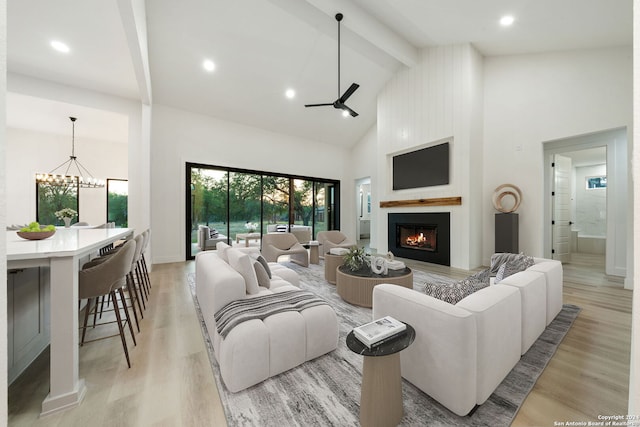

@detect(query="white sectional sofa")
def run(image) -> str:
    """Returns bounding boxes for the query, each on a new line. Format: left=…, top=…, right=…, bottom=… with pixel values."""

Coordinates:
left=195, top=248, right=338, bottom=392
left=372, top=256, right=563, bottom=416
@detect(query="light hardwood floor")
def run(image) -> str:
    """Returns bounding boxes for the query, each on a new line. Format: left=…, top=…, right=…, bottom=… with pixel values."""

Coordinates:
left=8, top=254, right=632, bottom=426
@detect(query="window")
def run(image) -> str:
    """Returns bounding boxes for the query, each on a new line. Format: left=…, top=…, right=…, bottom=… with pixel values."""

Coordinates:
left=107, top=179, right=128, bottom=227
left=186, top=163, right=339, bottom=259
left=586, top=175, right=607, bottom=189
left=36, top=180, right=79, bottom=226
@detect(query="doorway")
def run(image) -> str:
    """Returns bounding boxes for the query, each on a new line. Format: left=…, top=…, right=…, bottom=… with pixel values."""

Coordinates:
left=355, top=177, right=371, bottom=249
left=543, top=127, right=628, bottom=285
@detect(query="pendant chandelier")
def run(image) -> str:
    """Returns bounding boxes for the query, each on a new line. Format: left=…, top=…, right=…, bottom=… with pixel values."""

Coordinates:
left=35, top=117, right=105, bottom=188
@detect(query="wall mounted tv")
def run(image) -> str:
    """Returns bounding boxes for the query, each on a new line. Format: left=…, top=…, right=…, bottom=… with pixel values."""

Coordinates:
left=392, top=142, right=450, bottom=190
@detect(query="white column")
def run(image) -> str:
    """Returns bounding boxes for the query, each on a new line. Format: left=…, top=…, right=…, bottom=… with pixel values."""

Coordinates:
left=40, top=256, right=86, bottom=416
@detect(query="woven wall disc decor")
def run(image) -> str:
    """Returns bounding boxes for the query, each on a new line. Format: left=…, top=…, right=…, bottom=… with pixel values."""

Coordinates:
left=492, top=184, right=522, bottom=213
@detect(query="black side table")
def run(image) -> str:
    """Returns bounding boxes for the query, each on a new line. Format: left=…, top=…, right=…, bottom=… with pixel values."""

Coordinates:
left=347, top=323, right=415, bottom=427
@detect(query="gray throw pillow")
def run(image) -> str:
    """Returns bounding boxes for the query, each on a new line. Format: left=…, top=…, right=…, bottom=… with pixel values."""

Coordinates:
left=495, top=260, right=526, bottom=283
left=468, top=268, right=491, bottom=285
left=490, top=253, right=534, bottom=275
left=423, top=280, right=476, bottom=305
left=253, top=261, right=271, bottom=289
left=256, top=255, right=272, bottom=279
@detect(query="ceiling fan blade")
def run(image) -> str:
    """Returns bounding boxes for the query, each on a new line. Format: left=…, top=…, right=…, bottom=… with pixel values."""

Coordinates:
left=338, top=83, right=359, bottom=103
left=341, top=104, right=359, bottom=117
left=305, top=103, right=334, bottom=107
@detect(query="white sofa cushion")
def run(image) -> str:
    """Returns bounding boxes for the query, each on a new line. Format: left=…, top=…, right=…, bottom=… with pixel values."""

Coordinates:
left=196, top=251, right=338, bottom=393
left=373, top=284, right=478, bottom=416
left=531, top=258, right=564, bottom=325
left=227, top=248, right=260, bottom=295
left=498, top=270, right=547, bottom=354
left=216, top=241, right=231, bottom=262
left=457, top=284, right=521, bottom=403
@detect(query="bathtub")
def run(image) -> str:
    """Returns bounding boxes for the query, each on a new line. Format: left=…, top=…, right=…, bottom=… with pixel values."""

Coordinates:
left=577, top=234, right=606, bottom=255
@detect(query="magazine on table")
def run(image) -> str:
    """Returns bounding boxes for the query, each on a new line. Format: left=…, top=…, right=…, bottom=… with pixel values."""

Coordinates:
left=353, top=316, right=406, bottom=348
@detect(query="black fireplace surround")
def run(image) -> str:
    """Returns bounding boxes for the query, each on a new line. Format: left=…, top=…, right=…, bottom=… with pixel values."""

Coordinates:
left=388, top=212, right=450, bottom=266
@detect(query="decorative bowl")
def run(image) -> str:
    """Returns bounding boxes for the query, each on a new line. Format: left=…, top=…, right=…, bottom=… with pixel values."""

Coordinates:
left=16, top=230, right=56, bottom=240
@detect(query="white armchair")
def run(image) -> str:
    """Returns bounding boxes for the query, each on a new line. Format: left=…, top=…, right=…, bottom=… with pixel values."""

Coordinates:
left=261, top=233, right=309, bottom=267
left=316, top=230, right=356, bottom=256
left=198, top=225, right=229, bottom=251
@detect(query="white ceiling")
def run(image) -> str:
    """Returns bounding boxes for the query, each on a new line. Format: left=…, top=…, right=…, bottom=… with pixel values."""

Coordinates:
left=6, top=0, right=633, bottom=148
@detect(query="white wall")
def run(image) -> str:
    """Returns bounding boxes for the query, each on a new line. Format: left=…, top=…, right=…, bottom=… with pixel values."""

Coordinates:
left=0, top=1, right=8, bottom=422
left=629, top=0, right=640, bottom=414
left=483, top=47, right=633, bottom=265
left=5, top=128, right=128, bottom=225
left=150, top=104, right=350, bottom=263
left=574, top=164, right=607, bottom=237
left=350, top=125, right=378, bottom=244
left=375, top=43, right=484, bottom=269
left=7, top=73, right=149, bottom=235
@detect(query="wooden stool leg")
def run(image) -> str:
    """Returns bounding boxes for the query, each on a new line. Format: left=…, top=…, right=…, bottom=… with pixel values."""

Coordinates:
left=118, top=287, right=136, bottom=346
left=111, top=291, right=131, bottom=368
left=127, top=273, right=142, bottom=332
left=80, top=298, right=93, bottom=346
left=360, top=353, right=403, bottom=427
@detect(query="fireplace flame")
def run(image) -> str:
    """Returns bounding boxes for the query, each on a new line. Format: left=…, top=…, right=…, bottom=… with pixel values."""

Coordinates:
left=406, top=232, right=427, bottom=246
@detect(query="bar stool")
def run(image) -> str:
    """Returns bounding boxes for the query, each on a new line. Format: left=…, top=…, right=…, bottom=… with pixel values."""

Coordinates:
left=79, top=240, right=136, bottom=368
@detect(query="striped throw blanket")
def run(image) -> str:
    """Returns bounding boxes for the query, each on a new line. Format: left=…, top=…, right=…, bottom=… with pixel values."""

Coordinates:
left=214, top=290, right=329, bottom=338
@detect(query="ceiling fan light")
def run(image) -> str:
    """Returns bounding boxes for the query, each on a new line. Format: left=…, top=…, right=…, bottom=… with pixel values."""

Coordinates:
left=342, top=110, right=349, bottom=117
left=203, top=59, right=215, bottom=72
left=285, top=88, right=296, bottom=99
left=500, top=15, right=515, bottom=26
left=50, top=40, right=70, bottom=53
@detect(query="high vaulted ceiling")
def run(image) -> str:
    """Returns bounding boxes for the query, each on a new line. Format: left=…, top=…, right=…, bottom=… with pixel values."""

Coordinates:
left=7, top=0, right=633, bottom=147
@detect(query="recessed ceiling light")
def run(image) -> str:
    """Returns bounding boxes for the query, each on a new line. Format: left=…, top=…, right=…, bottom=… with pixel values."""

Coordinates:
left=203, top=59, right=215, bottom=72
left=500, top=15, right=515, bottom=26
left=342, top=110, right=349, bottom=118
left=50, top=40, right=70, bottom=53
left=285, top=89, right=296, bottom=99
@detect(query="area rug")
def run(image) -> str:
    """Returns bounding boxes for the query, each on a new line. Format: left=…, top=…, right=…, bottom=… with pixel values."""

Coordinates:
left=188, top=261, right=580, bottom=427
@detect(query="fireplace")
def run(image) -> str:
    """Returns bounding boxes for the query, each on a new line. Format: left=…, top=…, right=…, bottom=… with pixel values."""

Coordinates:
left=388, top=213, right=450, bottom=265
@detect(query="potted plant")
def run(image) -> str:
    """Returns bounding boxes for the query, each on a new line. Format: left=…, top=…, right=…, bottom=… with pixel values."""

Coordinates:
left=343, top=246, right=370, bottom=272
left=55, top=208, right=78, bottom=228
left=245, top=222, right=258, bottom=233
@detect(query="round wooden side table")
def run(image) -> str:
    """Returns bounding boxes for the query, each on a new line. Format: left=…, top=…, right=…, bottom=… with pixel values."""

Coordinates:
left=324, top=253, right=344, bottom=284
left=336, top=266, right=413, bottom=308
left=346, top=323, right=416, bottom=427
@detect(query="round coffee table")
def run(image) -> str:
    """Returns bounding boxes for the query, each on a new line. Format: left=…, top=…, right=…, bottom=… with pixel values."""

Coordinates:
left=336, top=266, right=413, bottom=307
left=347, top=323, right=416, bottom=426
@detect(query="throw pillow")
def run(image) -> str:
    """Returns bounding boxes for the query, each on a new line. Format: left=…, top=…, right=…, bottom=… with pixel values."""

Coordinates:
left=276, top=224, right=288, bottom=232
left=459, top=273, right=490, bottom=292
left=254, top=261, right=271, bottom=288
left=216, top=241, right=231, bottom=263
left=256, top=255, right=272, bottom=279
left=209, top=228, right=219, bottom=238
left=227, top=249, right=260, bottom=295
left=423, top=280, right=477, bottom=305
left=495, top=260, right=527, bottom=283
left=490, top=252, right=535, bottom=275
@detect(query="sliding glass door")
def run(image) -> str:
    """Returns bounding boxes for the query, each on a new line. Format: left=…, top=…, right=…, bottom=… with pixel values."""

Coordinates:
left=186, top=163, right=340, bottom=259
left=229, top=171, right=261, bottom=242
left=189, top=167, right=228, bottom=257
left=262, top=176, right=289, bottom=233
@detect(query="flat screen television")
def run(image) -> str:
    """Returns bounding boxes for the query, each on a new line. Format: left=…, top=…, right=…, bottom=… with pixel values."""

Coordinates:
left=392, top=142, right=449, bottom=190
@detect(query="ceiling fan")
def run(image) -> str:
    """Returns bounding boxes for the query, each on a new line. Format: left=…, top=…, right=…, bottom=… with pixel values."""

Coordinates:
left=305, top=13, right=359, bottom=117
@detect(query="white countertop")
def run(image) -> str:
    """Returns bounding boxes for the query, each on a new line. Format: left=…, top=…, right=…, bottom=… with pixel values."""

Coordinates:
left=7, top=228, right=133, bottom=261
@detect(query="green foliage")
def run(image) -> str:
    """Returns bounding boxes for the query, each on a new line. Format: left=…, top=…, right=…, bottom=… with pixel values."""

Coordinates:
left=37, top=182, right=78, bottom=226
left=107, top=192, right=128, bottom=227
left=189, top=168, right=336, bottom=247
left=343, top=247, right=370, bottom=272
